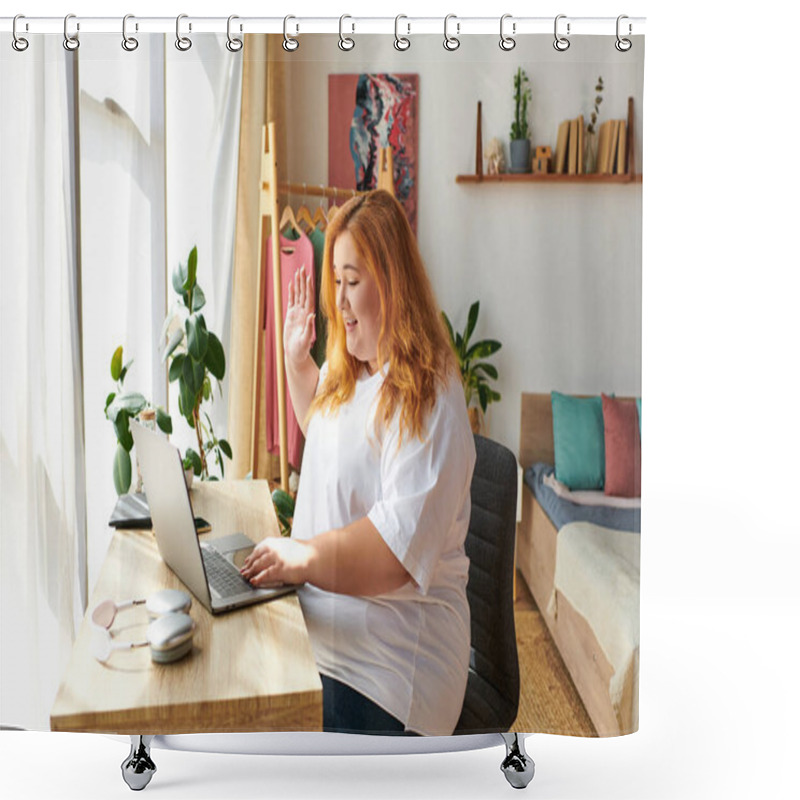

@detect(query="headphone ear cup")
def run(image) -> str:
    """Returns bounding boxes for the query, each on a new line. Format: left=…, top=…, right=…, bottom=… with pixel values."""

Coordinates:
left=147, top=612, right=195, bottom=663
left=146, top=589, right=192, bottom=619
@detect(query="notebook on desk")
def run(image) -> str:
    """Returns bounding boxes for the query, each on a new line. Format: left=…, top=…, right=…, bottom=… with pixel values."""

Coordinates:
left=108, top=492, right=211, bottom=533
left=130, top=421, right=297, bottom=614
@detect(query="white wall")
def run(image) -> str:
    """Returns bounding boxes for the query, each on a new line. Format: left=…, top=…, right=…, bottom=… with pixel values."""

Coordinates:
left=274, top=33, right=643, bottom=455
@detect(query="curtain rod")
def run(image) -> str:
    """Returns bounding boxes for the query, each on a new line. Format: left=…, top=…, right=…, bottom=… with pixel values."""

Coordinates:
left=1, top=16, right=646, bottom=37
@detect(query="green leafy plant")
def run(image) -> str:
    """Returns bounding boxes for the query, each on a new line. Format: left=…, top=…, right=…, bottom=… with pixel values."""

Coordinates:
left=271, top=488, right=295, bottom=537
left=586, top=76, right=604, bottom=134
left=441, top=301, right=502, bottom=415
left=160, top=246, right=232, bottom=480
left=104, top=345, right=172, bottom=495
left=510, top=67, right=532, bottom=141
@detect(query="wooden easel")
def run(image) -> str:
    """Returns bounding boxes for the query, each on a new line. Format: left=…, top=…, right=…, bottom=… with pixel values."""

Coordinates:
left=252, top=122, right=394, bottom=490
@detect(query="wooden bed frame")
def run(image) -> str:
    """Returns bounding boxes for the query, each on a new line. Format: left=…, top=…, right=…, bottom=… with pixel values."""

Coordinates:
left=517, top=393, right=638, bottom=737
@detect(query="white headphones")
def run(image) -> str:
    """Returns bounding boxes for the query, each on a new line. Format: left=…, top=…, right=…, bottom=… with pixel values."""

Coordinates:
left=91, top=589, right=196, bottom=664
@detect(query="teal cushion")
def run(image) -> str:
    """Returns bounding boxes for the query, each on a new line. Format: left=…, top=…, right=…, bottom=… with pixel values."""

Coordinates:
left=551, top=391, right=605, bottom=490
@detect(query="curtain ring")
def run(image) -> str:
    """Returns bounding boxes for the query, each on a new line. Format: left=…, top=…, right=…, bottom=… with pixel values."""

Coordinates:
left=175, top=14, right=192, bottom=51
left=394, top=15, right=410, bottom=51
left=443, top=14, right=460, bottom=51
left=63, top=14, right=80, bottom=51
left=339, top=15, right=355, bottom=51
left=226, top=15, right=243, bottom=52
left=12, top=15, right=29, bottom=52
left=615, top=15, right=632, bottom=52
left=553, top=14, right=570, bottom=52
left=283, top=15, right=299, bottom=51
left=122, top=14, right=139, bottom=52
left=499, top=14, right=516, bottom=51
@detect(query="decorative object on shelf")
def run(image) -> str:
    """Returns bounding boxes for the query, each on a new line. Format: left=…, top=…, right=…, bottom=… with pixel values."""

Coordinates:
left=160, top=246, right=232, bottom=481
left=533, top=145, right=552, bottom=174
left=509, top=67, right=532, bottom=173
left=555, top=115, right=585, bottom=175
left=485, top=137, right=505, bottom=175
left=104, top=345, right=172, bottom=496
left=585, top=76, right=604, bottom=173
left=442, top=301, right=502, bottom=435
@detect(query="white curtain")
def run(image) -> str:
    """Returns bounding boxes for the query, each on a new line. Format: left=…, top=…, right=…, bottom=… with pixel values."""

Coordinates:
left=1, top=38, right=87, bottom=731
left=0, top=34, right=241, bottom=731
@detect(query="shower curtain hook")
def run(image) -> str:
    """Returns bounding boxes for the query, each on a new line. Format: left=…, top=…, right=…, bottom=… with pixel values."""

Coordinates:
left=226, top=15, right=243, bottom=52
left=283, top=15, right=299, bottom=51
left=394, top=15, right=410, bottom=51
left=499, top=14, right=516, bottom=51
left=63, top=14, right=80, bottom=51
left=443, top=14, right=460, bottom=51
left=122, top=15, right=139, bottom=52
left=12, top=15, right=29, bottom=52
left=553, top=14, right=570, bottom=51
left=615, top=15, right=632, bottom=52
left=175, top=14, right=192, bottom=51
left=339, top=15, right=355, bottom=51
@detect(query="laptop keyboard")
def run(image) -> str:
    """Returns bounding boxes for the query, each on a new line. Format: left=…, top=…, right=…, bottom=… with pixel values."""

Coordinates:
left=201, top=545, right=253, bottom=598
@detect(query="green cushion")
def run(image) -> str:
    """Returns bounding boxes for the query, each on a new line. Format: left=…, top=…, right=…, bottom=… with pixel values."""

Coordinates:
left=551, top=391, right=605, bottom=490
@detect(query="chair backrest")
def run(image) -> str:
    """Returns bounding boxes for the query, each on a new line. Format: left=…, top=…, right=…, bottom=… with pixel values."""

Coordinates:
left=454, top=434, right=520, bottom=734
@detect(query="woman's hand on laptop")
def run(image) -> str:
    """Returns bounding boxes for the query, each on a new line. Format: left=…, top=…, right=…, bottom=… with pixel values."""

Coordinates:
left=240, top=537, right=311, bottom=587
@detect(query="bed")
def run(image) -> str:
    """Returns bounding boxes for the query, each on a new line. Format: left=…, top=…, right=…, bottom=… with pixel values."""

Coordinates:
left=517, top=393, right=640, bottom=737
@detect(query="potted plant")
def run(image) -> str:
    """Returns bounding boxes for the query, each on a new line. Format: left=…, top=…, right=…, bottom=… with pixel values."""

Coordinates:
left=160, top=246, right=232, bottom=482
left=585, top=76, right=604, bottom=173
left=104, top=345, right=172, bottom=495
left=442, top=301, right=502, bottom=434
left=509, top=67, right=532, bottom=173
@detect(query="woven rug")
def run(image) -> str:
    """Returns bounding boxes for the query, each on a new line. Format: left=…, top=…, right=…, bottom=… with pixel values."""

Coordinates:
left=511, top=605, right=597, bottom=737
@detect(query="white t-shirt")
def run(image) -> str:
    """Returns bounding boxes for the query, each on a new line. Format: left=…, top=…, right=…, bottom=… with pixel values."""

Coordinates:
left=291, top=361, right=476, bottom=736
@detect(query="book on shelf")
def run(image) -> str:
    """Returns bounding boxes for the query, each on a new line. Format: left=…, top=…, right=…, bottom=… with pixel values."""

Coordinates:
left=555, top=120, right=570, bottom=174
left=577, top=115, right=585, bottom=174
left=568, top=118, right=578, bottom=175
left=615, top=120, right=627, bottom=174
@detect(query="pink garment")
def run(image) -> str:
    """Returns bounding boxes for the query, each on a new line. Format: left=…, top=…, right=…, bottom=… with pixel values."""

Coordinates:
left=264, top=231, right=316, bottom=470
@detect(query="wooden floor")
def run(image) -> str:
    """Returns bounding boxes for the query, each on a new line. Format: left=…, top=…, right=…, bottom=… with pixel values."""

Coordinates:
left=511, top=572, right=597, bottom=736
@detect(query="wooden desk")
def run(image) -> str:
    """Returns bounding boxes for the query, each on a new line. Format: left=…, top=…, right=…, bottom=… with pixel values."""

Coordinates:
left=50, top=480, right=322, bottom=734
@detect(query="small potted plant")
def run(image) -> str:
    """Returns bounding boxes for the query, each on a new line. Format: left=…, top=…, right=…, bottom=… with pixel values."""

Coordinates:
left=442, top=301, right=502, bottom=434
left=509, top=67, right=532, bottom=173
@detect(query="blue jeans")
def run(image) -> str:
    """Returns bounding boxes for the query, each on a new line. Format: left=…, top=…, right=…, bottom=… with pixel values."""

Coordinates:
left=321, top=675, right=419, bottom=736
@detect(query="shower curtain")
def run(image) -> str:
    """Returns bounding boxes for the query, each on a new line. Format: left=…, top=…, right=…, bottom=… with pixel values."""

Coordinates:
left=1, top=22, right=644, bottom=744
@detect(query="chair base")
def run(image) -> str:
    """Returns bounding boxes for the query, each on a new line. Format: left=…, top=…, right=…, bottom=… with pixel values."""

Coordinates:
left=500, top=733, right=535, bottom=789
left=121, top=736, right=156, bottom=791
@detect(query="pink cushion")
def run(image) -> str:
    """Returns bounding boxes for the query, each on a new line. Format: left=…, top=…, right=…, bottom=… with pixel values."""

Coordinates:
left=602, top=394, right=641, bottom=498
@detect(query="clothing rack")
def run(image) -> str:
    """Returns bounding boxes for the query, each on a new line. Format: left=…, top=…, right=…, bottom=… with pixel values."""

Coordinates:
left=252, top=122, right=394, bottom=490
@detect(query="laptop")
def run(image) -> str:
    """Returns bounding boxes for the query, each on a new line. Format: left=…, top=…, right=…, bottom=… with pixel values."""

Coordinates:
left=130, top=421, right=297, bottom=613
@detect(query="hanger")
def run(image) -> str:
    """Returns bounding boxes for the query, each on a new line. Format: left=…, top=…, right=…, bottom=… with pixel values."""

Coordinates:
left=295, top=183, right=316, bottom=233
left=279, top=200, right=301, bottom=239
left=312, top=184, right=328, bottom=231
left=328, top=186, right=341, bottom=223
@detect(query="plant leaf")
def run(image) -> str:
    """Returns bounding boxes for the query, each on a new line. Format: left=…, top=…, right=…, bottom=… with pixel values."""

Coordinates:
left=272, top=488, right=295, bottom=519
left=179, top=370, right=197, bottom=419
left=107, top=392, right=147, bottom=423
left=113, top=410, right=134, bottom=452
left=191, top=283, right=206, bottom=312
left=110, top=346, right=123, bottom=381
left=218, top=438, right=232, bottom=460
left=183, top=447, right=202, bottom=475
left=104, top=392, right=116, bottom=417
left=162, top=327, right=185, bottom=363
left=206, top=332, right=225, bottom=380
left=172, top=259, right=188, bottom=297
left=474, top=362, right=498, bottom=380
left=465, top=339, right=502, bottom=360
left=155, top=407, right=172, bottom=434
left=186, top=314, right=209, bottom=361
left=465, top=301, right=479, bottom=345
left=168, top=352, right=185, bottom=382
left=185, top=246, right=198, bottom=293
left=113, top=443, right=132, bottom=496
left=478, top=383, right=489, bottom=414
left=441, top=311, right=455, bottom=346
left=118, top=358, right=134, bottom=385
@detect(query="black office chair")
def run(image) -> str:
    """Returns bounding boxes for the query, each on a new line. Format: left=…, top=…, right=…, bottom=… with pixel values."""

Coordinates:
left=454, top=434, right=520, bottom=734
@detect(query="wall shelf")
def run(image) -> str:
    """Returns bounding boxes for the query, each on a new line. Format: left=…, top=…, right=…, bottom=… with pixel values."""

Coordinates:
left=455, top=173, right=642, bottom=184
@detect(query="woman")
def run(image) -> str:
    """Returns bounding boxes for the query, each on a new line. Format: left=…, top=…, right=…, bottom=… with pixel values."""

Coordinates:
left=240, top=189, right=475, bottom=736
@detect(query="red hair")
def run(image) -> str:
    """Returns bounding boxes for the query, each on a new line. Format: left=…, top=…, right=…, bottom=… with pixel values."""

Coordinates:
left=310, top=189, right=458, bottom=443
